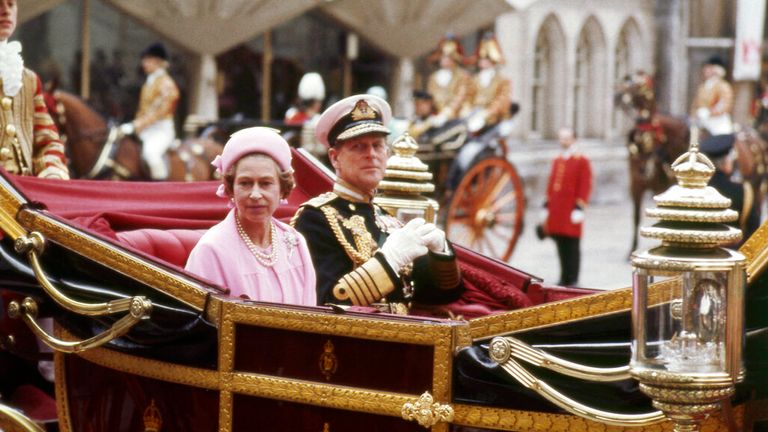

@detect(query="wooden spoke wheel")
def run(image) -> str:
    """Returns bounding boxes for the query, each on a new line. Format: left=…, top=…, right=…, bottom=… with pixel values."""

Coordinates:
left=445, top=157, right=525, bottom=262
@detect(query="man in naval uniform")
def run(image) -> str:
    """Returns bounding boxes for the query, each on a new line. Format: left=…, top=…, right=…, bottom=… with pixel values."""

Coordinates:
left=292, top=94, right=463, bottom=312
left=463, top=32, right=512, bottom=134
left=700, top=133, right=760, bottom=243
left=0, top=0, right=68, bottom=179
left=690, top=55, right=734, bottom=136
left=120, top=42, right=180, bottom=180
left=426, top=35, right=472, bottom=127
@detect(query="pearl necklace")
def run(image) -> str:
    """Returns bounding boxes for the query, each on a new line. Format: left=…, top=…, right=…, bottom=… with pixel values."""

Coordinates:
left=236, top=215, right=278, bottom=267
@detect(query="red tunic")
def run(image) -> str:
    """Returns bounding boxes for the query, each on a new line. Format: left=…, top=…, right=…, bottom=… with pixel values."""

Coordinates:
left=544, top=152, right=592, bottom=238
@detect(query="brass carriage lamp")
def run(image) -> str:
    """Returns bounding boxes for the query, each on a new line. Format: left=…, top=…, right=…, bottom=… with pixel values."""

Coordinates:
left=374, top=133, right=439, bottom=223
left=630, top=129, right=746, bottom=432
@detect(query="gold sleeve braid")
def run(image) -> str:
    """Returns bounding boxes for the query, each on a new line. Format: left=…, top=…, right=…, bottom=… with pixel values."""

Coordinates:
left=429, top=256, right=461, bottom=290
left=332, top=257, right=395, bottom=306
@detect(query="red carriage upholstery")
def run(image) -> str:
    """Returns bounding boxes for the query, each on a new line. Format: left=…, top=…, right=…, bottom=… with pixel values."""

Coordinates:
left=116, top=228, right=207, bottom=269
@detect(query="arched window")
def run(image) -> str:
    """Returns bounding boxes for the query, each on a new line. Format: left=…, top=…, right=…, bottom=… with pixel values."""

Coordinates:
left=573, top=17, right=607, bottom=139
left=531, top=15, right=566, bottom=139
left=531, top=33, right=549, bottom=135
left=573, top=32, right=590, bottom=135
left=613, top=19, right=643, bottom=136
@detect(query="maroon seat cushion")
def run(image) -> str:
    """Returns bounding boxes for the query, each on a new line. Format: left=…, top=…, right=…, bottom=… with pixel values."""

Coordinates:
left=116, top=229, right=206, bottom=268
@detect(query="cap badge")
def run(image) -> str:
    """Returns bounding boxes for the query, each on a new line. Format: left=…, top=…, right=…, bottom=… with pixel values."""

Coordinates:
left=350, top=100, right=377, bottom=121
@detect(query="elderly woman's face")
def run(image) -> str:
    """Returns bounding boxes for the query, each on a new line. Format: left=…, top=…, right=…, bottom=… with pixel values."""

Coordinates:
left=232, top=155, right=281, bottom=229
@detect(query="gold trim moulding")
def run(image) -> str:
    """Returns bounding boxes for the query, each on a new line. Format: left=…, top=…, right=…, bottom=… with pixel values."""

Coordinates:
left=740, top=217, right=768, bottom=283
left=450, top=403, right=743, bottom=431
left=0, top=174, right=27, bottom=240
left=468, top=278, right=679, bottom=340
left=226, top=300, right=461, bottom=345
left=61, top=326, right=453, bottom=424
left=16, top=209, right=210, bottom=311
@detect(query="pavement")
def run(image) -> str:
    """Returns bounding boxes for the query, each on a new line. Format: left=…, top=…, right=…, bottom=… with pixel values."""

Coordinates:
left=507, top=198, right=656, bottom=291
left=498, top=137, right=656, bottom=290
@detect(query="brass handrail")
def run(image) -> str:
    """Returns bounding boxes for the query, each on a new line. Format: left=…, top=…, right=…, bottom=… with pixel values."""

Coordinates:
left=14, top=232, right=139, bottom=317
left=489, top=337, right=666, bottom=427
left=489, top=337, right=631, bottom=382
left=7, top=296, right=151, bottom=354
left=0, top=401, right=46, bottom=432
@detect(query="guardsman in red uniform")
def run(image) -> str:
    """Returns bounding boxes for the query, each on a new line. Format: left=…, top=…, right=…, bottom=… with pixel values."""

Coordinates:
left=426, top=34, right=472, bottom=127
left=292, top=94, right=463, bottom=313
left=0, top=0, right=68, bottom=179
left=542, top=126, right=592, bottom=286
left=463, top=32, right=512, bottom=133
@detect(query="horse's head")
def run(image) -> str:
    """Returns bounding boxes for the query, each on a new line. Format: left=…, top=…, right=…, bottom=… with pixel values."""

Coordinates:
left=614, top=71, right=656, bottom=120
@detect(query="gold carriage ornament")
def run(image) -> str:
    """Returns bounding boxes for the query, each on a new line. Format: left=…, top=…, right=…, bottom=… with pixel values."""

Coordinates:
left=374, top=133, right=439, bottom=223
left=488, top=127, right=745, bottom=431
left=629, top=126, right=745, bottom=432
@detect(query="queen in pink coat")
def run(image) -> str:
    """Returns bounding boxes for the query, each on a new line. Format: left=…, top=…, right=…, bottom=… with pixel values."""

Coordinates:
left=186, top=127, right=317, bottom=306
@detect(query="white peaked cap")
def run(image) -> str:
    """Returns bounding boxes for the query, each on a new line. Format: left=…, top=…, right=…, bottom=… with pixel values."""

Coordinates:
left=298, top=72, right=326, bottom=101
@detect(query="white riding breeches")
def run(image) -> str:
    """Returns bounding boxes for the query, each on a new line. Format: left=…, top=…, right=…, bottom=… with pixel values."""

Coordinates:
left=139, top=119, right=175, bottom=180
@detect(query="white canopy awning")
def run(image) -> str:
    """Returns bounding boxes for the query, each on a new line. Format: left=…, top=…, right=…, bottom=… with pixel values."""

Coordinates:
left=321, top=0, right=514, bottom=58
left=103, top=0, right=323, bottom=56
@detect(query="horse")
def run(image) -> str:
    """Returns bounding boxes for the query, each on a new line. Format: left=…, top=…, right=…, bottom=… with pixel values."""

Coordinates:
left=47, top=87, right=221, bottom=181
left=615, top=71, right=768, bottom=253
left=615, top=72, right=692, bottom=253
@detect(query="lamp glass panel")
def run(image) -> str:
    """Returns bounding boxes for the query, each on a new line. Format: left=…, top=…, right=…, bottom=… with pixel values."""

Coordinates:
left=634, top=270, right=728, bottom=374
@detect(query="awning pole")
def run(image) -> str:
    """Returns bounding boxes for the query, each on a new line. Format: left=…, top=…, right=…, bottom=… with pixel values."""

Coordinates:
left=79, top=0, right=90, bottom=99
left=261, top=29, right=272, bottom=122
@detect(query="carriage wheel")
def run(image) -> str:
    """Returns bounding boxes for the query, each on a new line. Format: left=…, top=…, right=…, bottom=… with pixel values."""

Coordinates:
left=445, top=157, right=525, bottom=262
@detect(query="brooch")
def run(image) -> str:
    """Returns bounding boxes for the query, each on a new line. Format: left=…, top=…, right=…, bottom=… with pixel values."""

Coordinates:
left=283, top=231, right=299, bottom=259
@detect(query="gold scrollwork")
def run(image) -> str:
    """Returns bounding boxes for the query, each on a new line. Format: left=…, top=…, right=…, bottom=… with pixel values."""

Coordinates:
left=318, top=340, right=338, bottom=381
left=401, top=392, right=454, bottom=428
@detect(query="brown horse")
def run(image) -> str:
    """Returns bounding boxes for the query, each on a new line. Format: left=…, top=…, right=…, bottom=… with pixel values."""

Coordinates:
left=616, top=71, right=768, bottom=253
left=48, top=90, right=145, bottom=179
left=166, top=127, right=224, bottom=181
left=615, top=72, right=690, bottom=253
left=47, top=88, right=221, bottom=181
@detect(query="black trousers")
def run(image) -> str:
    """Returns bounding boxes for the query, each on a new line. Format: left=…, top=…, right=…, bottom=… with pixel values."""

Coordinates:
left=552, top=235, right=580, bottom=286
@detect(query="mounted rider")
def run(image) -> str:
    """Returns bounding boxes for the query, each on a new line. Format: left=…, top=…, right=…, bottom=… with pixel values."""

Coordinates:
left=426, top=34, right=472, bottom=128
left=120, top=42, right=180, bottom=180
left=690, top=55, right=734, bottom=135
left=0, top=0, right=68, bottom=179
left=462, top=32, right=512, bottom=134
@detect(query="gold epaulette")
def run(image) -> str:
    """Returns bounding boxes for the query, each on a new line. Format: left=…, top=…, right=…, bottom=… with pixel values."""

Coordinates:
left=290, top=192, right=338, bottom=227
left=301, top=192, right=338, bottom=208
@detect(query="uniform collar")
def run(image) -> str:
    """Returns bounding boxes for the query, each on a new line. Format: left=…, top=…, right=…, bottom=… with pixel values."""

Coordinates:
left=333, top=179, right=375, bottom=203
left=146, top=67, right=166, bottom=85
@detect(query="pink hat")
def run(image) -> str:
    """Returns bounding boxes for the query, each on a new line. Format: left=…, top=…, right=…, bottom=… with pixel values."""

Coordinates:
left=212, top=127, right=292, bottom=174
left=315, top=94, right=391, bottom=149
left=211, top=127, right=292, bottom=198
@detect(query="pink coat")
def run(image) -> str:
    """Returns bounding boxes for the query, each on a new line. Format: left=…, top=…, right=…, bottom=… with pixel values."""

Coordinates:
left=185, top=210, right=317, bottom=306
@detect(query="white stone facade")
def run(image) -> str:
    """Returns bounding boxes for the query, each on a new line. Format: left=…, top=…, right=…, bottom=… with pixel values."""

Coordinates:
left=494, top=0, right=655, bottom=140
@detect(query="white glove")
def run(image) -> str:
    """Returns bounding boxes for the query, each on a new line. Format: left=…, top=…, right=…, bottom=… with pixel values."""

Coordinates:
left=467, top=112, right=486, bottom=133
left=419, top=223, right=447, bottom=253
left=431, top=113, right=447, bottom=128
left=570, top=208, right=585, bottom=224
left=696, top=107, right=711, bottom=121
left=379, top=218, right=429, bottom=273
left=539, top=205, right=548, bottom=223
left=119, top=122, right=135, bottom=135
